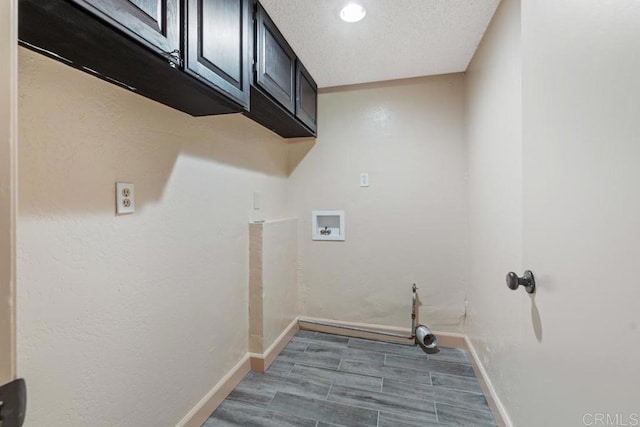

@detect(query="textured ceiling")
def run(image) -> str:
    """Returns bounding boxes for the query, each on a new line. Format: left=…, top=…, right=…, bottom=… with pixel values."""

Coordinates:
left=259, top=0, right=500, bottom=88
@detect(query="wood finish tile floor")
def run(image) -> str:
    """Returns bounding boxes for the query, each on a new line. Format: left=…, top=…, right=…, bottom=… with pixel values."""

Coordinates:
left=204, top=331, right=496, bottom=427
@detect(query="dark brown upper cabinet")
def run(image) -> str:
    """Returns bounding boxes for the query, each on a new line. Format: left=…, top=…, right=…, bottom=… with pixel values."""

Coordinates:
left=70, top=0, right=180, bottom=60
left=19, top=0, right=318, bottom=137
left=254, top=3, right=296, bottom=114
left=19, top=0, right=241, bottom=116
left=296, top=61, right=317, bottom=131
left=244, top=2, right=317, bottom=138
left=185, top=0, right=250, bottom=108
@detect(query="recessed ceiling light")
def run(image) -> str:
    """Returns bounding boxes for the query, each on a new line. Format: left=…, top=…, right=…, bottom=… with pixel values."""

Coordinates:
left=340, top=3, right=366, bottom=23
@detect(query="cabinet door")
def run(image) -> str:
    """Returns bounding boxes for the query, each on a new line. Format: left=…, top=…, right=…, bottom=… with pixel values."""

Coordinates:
left=296, top=60, right=317, bottom=131
left=255, top=4, right=296, bottom=114
left=186, top=0, right=250, bottom=108
left=71, top=0, right=180, bottom=57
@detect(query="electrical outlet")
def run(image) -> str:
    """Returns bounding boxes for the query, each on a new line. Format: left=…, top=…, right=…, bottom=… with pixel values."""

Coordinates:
left=116, top=182, right=135, bottom=215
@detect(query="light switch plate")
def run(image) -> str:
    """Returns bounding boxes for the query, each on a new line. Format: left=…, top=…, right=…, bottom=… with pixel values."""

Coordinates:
left=360, top=173, right=369, bottom=187
left=116, top=182, right=135, bottom=215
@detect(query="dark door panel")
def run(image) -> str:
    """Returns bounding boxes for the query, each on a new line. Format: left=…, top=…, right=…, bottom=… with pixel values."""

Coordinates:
left=71, top=0, right=180, bottom=56
left=186, top=0, right=250, bottom=107
left=255, top=4, right=295, bottom=113
left=296, top=60, right=317, bottom=131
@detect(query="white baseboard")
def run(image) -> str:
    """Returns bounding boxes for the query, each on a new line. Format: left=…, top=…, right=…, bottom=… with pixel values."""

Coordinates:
left=299, top=316, right=415, bottom=345
left=249, top=318, right=299, bottom=372
left=176, top=318, right=298, bottom=427
left=463, top=335, right=512, bottom=427
left=176, top=353, right=251, bottom=427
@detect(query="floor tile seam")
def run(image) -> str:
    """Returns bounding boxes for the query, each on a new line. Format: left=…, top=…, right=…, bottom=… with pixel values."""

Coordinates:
left=346, top=344, right=424, bottom=358
left=429, top=384, right=485, bottom=395
left=378, top=382, right=491, bottom=411
left=415, top=357, right=474, bottom=368
left=329, top=383, right=441, bottom=407
left=383, top=360, right=476, bottom=378
left=287, top=360, right=342, bottom=371
left=435, top=402, right=497, bottom=425
left=217, top=398, right=317, bottom=421
left=426, top=356, right=473, bottom=366
left=306, top=346, right=394, bottom=361
left=430, top=371, right=481, bottom=381
left=385, top=392, right=493, bottom=418
left=285, top=361, right=296, bottom=376
left=270, top=390, right=380, bottom=425
left=325, top=383, right=333, bottom=399
left=291, top=364, right=385, bottom=385
left=431, top=401, right=494, bottom=417
left=326, top=388, right=439, bottom=421
left=298, top=339, right=350, bottom=348
left=387, top=353, right=474, bottom=369
left=262, top=392, right=327, bottom=426
left=429, top=374, right=484, bottom=394
left=338, top=358, right=432, bottom=384
left=372, top=406, right=440, bottom=424
left=244, top=372, right=333, bottom=391
left=340, top=358, right=450, bottom=394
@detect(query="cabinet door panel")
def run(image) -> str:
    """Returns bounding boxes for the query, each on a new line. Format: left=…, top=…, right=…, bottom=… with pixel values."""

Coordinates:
left=186, top=0, right=250, bottom=107
left=296, top=61, right=317, bottom=131
left=255, top=4, right=295, bottom=113
left=129, top=0, right=159, bottom=22
left=71, top=0, right=179, bottom=55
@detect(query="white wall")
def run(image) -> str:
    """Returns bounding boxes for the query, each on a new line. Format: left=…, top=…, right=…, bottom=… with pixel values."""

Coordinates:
left=467, top=0, right=640, bottom=425
left=17, top=48, right=290, bottom=427
left=288, top=75, right=468, bottom=331
left=519, top=0, right=640, bottom=424
left=0, top=0, right=17, bottom=384
left=465, top=0, right=521, bottom=422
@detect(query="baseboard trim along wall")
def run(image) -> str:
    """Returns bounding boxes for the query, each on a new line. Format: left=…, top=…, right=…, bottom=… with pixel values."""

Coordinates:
left=464, top=336, right=512, bottom=427
left=176, top=353, right=251, bottom=427
left=299, top=316, right=415, bottom=345
left=176, top=318, right=298, bottom=427
left=249, top=318, right=299, bottom=372
left=177, top=317, right=509, bottom=427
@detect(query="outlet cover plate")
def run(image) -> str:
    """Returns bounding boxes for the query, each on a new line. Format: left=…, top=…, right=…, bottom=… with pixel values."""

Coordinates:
left=116, top=182, right=135, bottom=215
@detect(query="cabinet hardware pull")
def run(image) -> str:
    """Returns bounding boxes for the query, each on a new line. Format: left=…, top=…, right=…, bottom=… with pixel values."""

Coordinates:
left=161, top=49, right=183, bottom=68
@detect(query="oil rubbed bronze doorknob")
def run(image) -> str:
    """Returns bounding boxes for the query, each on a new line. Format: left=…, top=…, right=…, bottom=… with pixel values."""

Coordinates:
left=506, top=270, right=536, bottom=294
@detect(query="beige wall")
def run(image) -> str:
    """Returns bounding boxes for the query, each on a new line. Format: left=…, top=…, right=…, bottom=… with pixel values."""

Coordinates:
left=17, top=48, right=291, bottom=426
left=465, top=0, right=521, bottom=423
left=0, top=0, right=17, bottom=385
left=249, top=218, right=298, bottom=353
left=261, top=219, right=298, bottom=349
left=288, top=75, right=468, bottom=331
left=467, top=0, right=640, bottom=425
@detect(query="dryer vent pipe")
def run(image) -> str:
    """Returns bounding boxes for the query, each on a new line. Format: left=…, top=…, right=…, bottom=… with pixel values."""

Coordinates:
left=415, top=324, right=437, bottom=350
